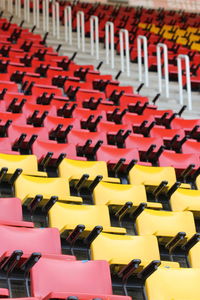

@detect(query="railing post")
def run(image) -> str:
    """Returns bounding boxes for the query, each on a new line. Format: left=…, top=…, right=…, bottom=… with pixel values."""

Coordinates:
left=64, top=6, right=72, bottom=45
left=77, top=11, right=85, bottom=52
left=177, top=54, right=192, bottom=111
left=0, top=0, right=5, bottom=10
left=157, top=43, right=169, bottom=98
left=52, top=2, right=56, bottom=36
left=42, top=0, right=46, bottom=31
left=33, top=0, right=39, bottom=27
left=17, top=0, right=21, bottom=17
left=26, top=0, right=30, bottom=22
left=105, top=21, right=114, bottom=69
left=8, top=0, right=13, bottom=13
left=24, top=0, right=27, bottom=20
left=137, top=35, right=149, bottom=87
left=45, top=0, right=49, bottom=32
left=119, top=29, right=130, bottom=77
left=90, top=16, right=99, bottom=60
left=55, top=2, right=60, bottom=39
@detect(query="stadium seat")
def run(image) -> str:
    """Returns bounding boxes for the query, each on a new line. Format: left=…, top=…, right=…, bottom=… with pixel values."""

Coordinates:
left=91, top=232, right=179, bottom=268
left=93, top=181, right=162, bottom=209
left=0, top=197, right=33, bottom=227
left=0, top=225, right=64, bottom=257
left=49, top=202, right=126, bottom=234
left=59, top=158, right=120, bottom=183
left=145, top=267, right=200, bottom=300
left=136, top=209, right=196, bottom=237
left=30, top=257, right=131, bottom=300
left=14, top=174, right=82, bottom=210
left=0, top=153, right=46, bottom=176
left=170, top=188, right=200, bottom=213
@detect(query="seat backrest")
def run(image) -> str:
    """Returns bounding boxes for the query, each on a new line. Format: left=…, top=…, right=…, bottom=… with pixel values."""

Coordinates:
left=49, top=203, right=111, bottom=231
left=145, top=267, right=200, bottom=300
left=91, top=233, right=160, bottom=264
left=136, top=209, right=196, bottom=237
left=93, top=181, right=147, bottom=205
left=59, top=158, right=109, bottom=179
left=128, top=164, right=176, bottom=186
left=31, top=257, right=113, bottom=298
left=15, top=174, right=71, bottom=202
left=0, top=225, right=61, bottom=256
left=0, top=198, right=22, bottom=222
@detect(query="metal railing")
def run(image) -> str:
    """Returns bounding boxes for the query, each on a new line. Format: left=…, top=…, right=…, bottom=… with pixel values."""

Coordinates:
left=90, top=15, right=99, bottom=60
left=177, top=54, right=192, bottom=110
left=137, top=35, right=149, bottom=87
left=77, top=11, right=85, bottom=52
left=119, top=28, right=130, bottom=77
left=64, top=6, right=72, bottom=45
left=157, top=43, right=169, bottom=98
left=105, top=21, right=115, bottom=69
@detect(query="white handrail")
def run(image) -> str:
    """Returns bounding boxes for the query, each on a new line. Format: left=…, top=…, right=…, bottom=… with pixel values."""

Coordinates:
left=17, top=0, right=21, bottom=17
left=26, top=0, right=30, bottom=22
left=90, top=16, right=99, bottom=60
left=24, top=0, right=27, bottom=20
left=137, top=35, right=149, bottom=87
left=52, top=2, right=56, bottom=36
left=0, top=0, right=5, bottom=10
left=177, top=54, right=192, bottom=111
left=119, top=28, right=130, bottom=77
left=33, top=0, right=39, bottom=27
left=45, top=0, right=49, bottom=32
left=64, top=6, right=72, bottom=45
left=105, top=21, right=114, bottom=69
left=15, top=0, right=18, bottom=16
left=42, top=0, right=46, bottom=31
left=8, top=0, right=13, bottom=13
left=55, top=2, right=60, bottom=39
left=157, top=43, right=169, bottom=98
left=77, top=11, right=85, bottom=52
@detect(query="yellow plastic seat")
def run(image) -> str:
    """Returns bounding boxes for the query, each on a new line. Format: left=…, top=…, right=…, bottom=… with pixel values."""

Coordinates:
left=136, top=209, right=196, bottom=238
left=0, top=153, right=46, bottom=176
left=15, top=174, right=82, bottom=205
left=170, top=188, right=200, bottom=213
left=49, top=202, right=126, bottom=235
left=129, top=164, right=188, bottom=189
left=58, top=158, right=120, bottom=183
left=191, top=43, right=200, bottom=51
left=93, top=181, right=162, bottom=209
left=91, top=232, right=179, bottom=269
left=195, top=175, right=200, bottom=190
left=188, top=242, right=200, bottom=268
left=145, top=267, right=200, bottom=300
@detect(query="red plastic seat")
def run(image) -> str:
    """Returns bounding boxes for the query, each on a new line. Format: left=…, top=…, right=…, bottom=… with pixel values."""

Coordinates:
left=96, top=145, right=140, bottom=163
left=0, top=81, right=18, bottom=93
left=105, top=84, right=134, bottom=98
left=68, top=129, right=107, bottom=145
left=0, top=225, right=64, bottom=257
left=125, top=135, right=163, bottom=151
left=159, top=150, right=200, bottom=169
left=8, top=125, right=49, bottom=151
left=44, top=115, right=80, bottom=131
left=0, top=198, right=33, bottom=227
left=30, top=257, right=131, bottom=300
left=171, top=118, right=200, bottom=131
left=32, top=140, right=78, bottom=161
left=31, top=85, right=63, bottom=98
left=150, top=126, right=185, bottom=140
left=182, top=139, right=200, bottom=154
